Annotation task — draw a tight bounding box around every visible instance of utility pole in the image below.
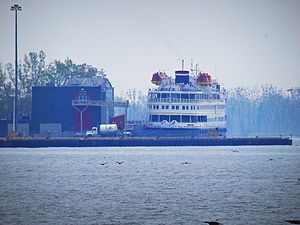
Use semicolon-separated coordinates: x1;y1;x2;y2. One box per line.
10;4;22;134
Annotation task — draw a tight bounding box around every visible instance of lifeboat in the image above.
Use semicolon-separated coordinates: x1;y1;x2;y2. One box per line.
151;72;168;85
197;72;211;85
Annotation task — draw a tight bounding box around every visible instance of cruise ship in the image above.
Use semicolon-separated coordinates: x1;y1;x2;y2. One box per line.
133;63;226;137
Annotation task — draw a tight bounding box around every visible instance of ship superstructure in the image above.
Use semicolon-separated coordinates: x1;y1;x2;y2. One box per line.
144;64;226;137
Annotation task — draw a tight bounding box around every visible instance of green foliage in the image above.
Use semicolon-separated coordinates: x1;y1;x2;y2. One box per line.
46;58;105;86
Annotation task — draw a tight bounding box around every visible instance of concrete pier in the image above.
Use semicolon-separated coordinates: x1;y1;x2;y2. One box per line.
0;136;292;148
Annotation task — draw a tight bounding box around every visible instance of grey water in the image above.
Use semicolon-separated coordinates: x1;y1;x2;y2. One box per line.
0;142;300;225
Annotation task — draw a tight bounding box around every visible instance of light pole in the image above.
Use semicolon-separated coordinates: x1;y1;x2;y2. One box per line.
10;4;22;134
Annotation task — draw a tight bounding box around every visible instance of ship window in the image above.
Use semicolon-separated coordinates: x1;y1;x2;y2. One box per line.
161;93;169;99
190;94;195;100
191;116;197;123
207;117;216;122
217;105;225;109
160;115;169;122
150;93;157;99
170;115;180;122
171;105;175;110
211;94;220;99
200;94;208;99
182;106;185;110
151;115;159;122
182;115;190;123
78;95;87;100
198;116;207;122
181;94;189;102
181;94;188;99
186;106;189;110
156;105;159;109
197;106;200;110
176;105;179;110
171;93;180;102
166;105;169;110
161;105;165;109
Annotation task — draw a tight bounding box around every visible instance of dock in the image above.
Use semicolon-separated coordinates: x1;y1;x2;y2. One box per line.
0;136;292;148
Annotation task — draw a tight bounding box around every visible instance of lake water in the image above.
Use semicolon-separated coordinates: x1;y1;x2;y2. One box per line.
0;140;300;225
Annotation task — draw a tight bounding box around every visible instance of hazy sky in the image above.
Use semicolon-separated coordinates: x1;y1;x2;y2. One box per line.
1;0;299;95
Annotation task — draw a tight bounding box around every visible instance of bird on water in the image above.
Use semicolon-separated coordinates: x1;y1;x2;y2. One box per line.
204;221;223;225
286;220;300;224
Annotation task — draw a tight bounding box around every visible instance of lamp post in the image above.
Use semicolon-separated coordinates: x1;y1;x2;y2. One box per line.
10;4;22;134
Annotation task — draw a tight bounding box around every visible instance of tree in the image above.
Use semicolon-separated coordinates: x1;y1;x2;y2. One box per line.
0;63;14;120
226;85;300;136
46;58;106;86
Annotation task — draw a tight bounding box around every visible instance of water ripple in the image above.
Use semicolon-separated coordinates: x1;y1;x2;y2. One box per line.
0;146;299;225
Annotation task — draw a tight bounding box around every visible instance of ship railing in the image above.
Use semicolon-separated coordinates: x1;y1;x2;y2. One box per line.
148;98;225;103
72;99;129;108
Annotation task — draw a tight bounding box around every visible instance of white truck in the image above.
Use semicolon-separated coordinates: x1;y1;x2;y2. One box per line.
86;124;118;137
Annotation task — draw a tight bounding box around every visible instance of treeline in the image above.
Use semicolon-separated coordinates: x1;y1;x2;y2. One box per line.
226;86;300;136
114;89;147;122
0;50;105;121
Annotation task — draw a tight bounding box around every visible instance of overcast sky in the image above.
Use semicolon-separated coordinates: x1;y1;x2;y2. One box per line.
1;0;299;95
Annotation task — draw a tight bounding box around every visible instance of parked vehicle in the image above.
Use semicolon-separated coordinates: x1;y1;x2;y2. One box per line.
86;124;118;137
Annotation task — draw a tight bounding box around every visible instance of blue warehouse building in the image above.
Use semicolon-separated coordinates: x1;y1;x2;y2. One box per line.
32;77;115;136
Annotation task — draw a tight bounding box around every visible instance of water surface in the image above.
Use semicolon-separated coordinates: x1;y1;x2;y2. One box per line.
0;143;299;225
